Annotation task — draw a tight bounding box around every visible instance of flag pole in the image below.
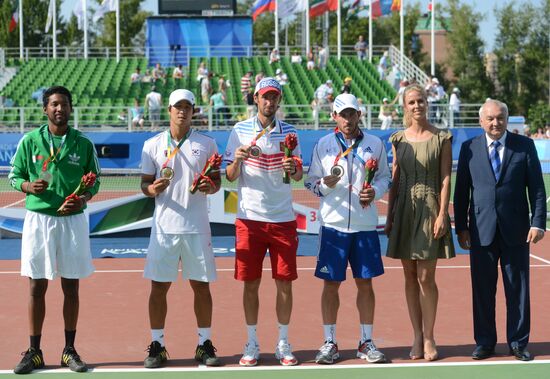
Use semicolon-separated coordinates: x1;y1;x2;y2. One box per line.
337;0;341;60
368;0;372;62
53;0;57;59
274;0;279;52
399;0;404;69
431;0;435;76
305;6;310;58
116;0;120;62
19;0;23;60
84;0;88;59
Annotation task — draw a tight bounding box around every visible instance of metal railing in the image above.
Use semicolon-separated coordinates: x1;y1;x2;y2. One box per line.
387;45;429;85
0;103;483;133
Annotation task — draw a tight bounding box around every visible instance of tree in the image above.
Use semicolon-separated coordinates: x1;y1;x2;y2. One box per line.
442;0;493;102
94;0;151;48
494;0;549;115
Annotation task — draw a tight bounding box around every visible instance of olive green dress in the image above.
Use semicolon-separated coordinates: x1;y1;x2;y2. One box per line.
386;129;455;260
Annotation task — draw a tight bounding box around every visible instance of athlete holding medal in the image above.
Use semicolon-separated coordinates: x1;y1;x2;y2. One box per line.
305;93;391;364
140;89;222;368
224;77;303;367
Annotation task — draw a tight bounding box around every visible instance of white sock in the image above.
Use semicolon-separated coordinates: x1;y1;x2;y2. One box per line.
360;324;373;343
151;329;165;346
278;323;289;344
247;324;258;346
198;327;211;345
323;324;336;343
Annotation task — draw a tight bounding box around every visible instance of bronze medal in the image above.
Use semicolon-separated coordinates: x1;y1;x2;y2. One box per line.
249;145;262;158
160;167;174;180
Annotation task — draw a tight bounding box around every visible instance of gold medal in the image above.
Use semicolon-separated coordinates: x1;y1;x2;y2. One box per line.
330;165;344;178
40;170;52;182
160;167;174;180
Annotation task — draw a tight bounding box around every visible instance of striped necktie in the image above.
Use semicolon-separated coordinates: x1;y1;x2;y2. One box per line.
490;140;501;181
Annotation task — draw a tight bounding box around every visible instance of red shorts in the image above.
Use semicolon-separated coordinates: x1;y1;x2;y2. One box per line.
234;218;298;281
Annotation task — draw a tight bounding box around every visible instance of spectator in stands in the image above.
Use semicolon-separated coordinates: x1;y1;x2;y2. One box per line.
31;87;47;104
357;98;368;129
377;62;386;80
269;48;280;64
218;75;228;95
210;91;231;127
255;71;265;85
275;68;288;86
197;62;209;84
378;98;394;130
201;73;213;105
449;87;461;126
391;64;402;91
546;125;550;139
172;64;184;80
341;77;352;94
130;67;142;84
291;50;302;64
533;127;546;139
131;97;145;129
145;86;162;128
354;35;367;60
318;46;328;70
10;86;100;375
427;78;445;123
392;80;409;113
140;89;222;369
523;126;531;138
152;63;166;84
244;87;256;118
141;69;153;83
241;71;253;98
307;48;316;70
315;80;334;112
379;51;389;70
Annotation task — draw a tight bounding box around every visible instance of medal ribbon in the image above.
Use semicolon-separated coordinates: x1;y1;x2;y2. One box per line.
333;130;365;167
42;132;67;172
162;130;190;169
251;117;276;146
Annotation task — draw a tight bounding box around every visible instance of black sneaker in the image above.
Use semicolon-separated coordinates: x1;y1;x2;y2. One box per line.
144;341;168;368
14;348;45;374
61;346;88;372
195;339;221;366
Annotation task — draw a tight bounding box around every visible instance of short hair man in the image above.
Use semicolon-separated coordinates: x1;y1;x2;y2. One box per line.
9;86;101;374
224;78;303;367
454;99;546;361
140;89;222;368
305;93;391;364
145;86;162;129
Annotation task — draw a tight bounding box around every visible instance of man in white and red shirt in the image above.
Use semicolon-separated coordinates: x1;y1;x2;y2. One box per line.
240;71;253;98
224;77;302;367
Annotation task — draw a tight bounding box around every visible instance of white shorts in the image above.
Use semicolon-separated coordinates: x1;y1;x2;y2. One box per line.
21;211;94;280
144;233;217;283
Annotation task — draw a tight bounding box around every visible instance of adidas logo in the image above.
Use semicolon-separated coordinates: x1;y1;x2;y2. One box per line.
365;146;373;153
319;266;329;274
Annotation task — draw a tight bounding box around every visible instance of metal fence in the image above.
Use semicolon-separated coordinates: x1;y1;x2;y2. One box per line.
0;103;484;133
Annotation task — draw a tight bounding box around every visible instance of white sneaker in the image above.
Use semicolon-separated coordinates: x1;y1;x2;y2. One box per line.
315;340;340;364
239;342;260;367
275;341;298;366
357;340;386;363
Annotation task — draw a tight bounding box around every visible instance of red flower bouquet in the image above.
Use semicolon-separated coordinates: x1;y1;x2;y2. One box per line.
363;158;378;189
189;153;222;194
57;172;96;214
283;133;298;184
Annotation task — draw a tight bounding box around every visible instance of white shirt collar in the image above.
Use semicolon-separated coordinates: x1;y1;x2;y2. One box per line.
485;131;507;148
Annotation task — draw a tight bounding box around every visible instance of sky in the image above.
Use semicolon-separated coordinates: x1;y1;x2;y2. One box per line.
60;0;542;52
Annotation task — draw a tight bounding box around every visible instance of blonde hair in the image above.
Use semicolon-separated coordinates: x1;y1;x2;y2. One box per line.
402;84;428;128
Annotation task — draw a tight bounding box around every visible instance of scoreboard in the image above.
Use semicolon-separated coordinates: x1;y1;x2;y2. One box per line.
158;0;236;15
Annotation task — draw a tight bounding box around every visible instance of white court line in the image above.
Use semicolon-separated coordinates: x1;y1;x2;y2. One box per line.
2;264;550;275
0;359;549;375
530;254;550;265
2;198;26;208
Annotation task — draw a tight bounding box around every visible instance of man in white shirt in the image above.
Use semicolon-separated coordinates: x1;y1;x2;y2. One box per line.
145;86;162;128
305;93;391;365
224;78;303;367
140;89;222;369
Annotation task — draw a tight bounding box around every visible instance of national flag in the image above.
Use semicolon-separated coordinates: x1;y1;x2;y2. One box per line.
391;0;400;12
310;0;338;18
45;0;55;33
251;0;276;21
9;6;18;33
93;0;116;23
346;0;382;19
428;1;433;12
279;0;308;27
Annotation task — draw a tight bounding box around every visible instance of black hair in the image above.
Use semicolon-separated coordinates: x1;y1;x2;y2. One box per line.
43;86;72;108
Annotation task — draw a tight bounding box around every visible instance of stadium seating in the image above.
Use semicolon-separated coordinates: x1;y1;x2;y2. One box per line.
0;57;395;124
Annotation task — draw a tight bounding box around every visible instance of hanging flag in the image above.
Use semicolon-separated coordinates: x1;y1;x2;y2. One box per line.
93;0;116;23
310;0;338;18
45;0;55;33
9;5;19;33
279;0;307;27
391;0;400;12
73;0;84;30
346;0;382;19
428;1;433;11
251;0;276;21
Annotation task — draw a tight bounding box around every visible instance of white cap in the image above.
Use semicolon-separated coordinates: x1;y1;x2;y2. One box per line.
333;93;360;113
432;77;439;84
254;77;282;95
383;97;389;102
276;68;282;74
326;80;332;84
169;89;195;107
453;87;460;93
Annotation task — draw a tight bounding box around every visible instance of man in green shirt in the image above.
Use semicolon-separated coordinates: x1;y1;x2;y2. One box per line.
9;86;100;374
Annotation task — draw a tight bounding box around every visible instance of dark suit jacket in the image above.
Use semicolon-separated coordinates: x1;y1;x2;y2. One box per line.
454;132;546;247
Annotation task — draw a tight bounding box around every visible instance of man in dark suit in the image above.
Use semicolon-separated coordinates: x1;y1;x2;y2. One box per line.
454;99;546;361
